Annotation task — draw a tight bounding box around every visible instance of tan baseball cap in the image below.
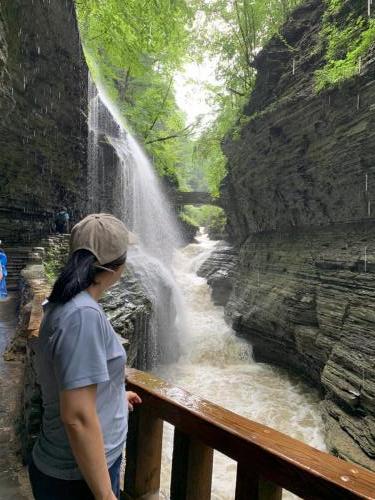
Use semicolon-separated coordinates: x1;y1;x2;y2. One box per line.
70;213;134;265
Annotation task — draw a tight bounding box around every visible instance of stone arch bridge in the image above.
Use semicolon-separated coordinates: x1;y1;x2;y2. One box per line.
173;191;221;207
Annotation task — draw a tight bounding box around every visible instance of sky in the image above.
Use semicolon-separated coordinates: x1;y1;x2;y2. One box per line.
174;57;220;133
173;6;227;135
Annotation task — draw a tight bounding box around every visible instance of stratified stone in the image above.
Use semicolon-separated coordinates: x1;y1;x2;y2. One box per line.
0;0;88;245
197;242;238;306
101;274;152;369
0;294;33;498
219;0;375;470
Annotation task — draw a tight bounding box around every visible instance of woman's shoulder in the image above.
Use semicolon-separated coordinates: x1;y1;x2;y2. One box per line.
44;293;106;340
46;292;102;327
70;290;101;312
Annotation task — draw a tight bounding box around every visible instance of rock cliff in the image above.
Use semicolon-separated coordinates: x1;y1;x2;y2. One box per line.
197;242;238;306
220;0;375;469
0;0;88;245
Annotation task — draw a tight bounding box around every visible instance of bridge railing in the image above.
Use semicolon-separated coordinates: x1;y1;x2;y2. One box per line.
123;369;375;500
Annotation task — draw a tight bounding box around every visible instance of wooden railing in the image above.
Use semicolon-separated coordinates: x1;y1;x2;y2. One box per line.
124;369;375;500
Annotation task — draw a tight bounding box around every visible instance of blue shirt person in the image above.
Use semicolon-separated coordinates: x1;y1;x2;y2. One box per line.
0;247;7;299
28;214;141;500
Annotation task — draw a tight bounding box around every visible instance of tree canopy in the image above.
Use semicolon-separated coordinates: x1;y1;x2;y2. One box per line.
75;0;304;192
76;0;195;180
189;0;302;196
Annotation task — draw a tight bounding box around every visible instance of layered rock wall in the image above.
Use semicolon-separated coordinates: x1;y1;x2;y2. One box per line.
0;0;87;244
198;242;238;306
221;0;375;469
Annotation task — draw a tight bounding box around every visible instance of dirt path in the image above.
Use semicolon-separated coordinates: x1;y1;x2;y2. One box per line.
0;294;33;499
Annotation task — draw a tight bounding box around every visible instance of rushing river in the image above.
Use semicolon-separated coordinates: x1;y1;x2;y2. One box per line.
155;231;326;500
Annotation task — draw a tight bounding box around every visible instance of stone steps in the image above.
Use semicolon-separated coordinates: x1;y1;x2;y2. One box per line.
3;239;64;292
4;249;37;291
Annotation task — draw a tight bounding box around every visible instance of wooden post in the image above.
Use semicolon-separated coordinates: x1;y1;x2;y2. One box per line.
170;428;213;500
235;462;282;500
124;405;163;499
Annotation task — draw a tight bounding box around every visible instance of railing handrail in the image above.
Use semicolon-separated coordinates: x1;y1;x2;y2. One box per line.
126;368;375;499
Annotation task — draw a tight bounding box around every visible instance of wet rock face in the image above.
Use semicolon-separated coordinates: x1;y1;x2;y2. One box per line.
177;216;198;245
220;0;375;470
0;0;88;244
222;0;375;242
197;242;238;306
100;276;152;370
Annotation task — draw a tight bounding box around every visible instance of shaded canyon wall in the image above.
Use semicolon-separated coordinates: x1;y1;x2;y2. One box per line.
0;0;88;244
220;0;375;469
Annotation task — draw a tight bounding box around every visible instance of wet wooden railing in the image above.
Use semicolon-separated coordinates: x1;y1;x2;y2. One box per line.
124;369;375;500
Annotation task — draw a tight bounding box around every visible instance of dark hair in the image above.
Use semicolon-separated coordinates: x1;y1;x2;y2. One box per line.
48;249;126;304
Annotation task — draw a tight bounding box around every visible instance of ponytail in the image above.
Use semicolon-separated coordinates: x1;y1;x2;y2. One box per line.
48;249;126;303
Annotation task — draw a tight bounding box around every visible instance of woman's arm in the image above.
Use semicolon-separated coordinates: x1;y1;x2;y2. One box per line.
60;384;117;500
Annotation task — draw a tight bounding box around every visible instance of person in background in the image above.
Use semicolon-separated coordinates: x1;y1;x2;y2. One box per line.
55;207;70;234
28;213;142;500
0;243;8;300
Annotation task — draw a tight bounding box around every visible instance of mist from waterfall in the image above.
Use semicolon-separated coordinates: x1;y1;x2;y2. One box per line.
88;75;186;368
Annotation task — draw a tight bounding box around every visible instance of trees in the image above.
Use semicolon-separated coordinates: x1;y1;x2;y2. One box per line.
76;0;191;78
75;0;195;178
75;0;303;195
190;0;302;195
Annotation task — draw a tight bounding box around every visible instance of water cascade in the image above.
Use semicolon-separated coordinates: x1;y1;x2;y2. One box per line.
88;76;186;368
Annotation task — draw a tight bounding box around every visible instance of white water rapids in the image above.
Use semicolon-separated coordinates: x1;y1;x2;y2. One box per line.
155;231;326;500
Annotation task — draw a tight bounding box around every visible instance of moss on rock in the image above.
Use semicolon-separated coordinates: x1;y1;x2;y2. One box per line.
315;0;375;90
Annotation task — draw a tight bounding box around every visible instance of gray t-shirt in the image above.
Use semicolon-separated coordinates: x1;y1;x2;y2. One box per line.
32;290;128;480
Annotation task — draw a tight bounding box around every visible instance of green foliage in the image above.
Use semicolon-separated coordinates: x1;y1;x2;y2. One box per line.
75;0;306;195
190;0;303;195
315;1;375;90
192;100;242;196
206;209;227;239
183;205;226;234
76;0;191;78
179;211;200;229
43;259;59;284
76;0;195;180
43;244;68;284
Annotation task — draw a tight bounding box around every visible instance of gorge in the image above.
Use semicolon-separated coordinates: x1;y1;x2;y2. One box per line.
216;0;375;471
1;0;375;497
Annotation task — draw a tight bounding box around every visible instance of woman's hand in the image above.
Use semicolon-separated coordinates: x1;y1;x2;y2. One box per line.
126;391;142;412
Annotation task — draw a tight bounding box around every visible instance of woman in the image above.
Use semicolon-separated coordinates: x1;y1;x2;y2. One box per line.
29;213;141;500
0;245;7;299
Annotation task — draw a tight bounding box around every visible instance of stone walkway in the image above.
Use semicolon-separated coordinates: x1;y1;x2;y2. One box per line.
0;294;32;499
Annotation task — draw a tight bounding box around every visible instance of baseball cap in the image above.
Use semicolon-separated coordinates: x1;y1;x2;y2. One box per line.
70;213;134;265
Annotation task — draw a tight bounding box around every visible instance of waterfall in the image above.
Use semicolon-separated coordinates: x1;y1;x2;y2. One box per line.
88;75;186;368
